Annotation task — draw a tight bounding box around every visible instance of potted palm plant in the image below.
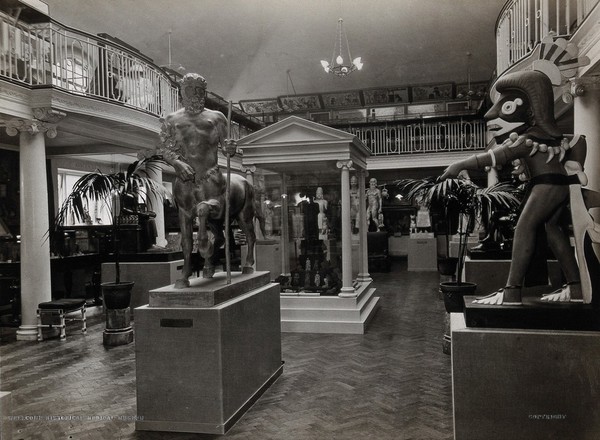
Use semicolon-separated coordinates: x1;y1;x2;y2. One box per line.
395;176;521;312
54;156;167;345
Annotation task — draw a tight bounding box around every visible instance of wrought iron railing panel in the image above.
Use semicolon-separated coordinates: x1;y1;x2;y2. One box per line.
0;14;180;117
496;0;600;74
346;119;487;156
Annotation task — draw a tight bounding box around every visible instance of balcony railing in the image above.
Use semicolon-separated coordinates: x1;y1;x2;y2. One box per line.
496;0;600;75
345;119;488;156
0;13;180;117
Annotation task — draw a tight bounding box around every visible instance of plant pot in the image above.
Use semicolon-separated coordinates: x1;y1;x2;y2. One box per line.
439;281;477;313
101;281;134;309
437;257;458;276
101;281;135;346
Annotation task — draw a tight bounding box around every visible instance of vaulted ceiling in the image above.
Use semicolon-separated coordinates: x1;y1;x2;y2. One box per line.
47;0;507;103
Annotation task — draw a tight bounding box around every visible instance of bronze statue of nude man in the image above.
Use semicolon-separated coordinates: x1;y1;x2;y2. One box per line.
159;73;260;287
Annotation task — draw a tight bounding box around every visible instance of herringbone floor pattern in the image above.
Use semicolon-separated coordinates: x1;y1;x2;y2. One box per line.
0;260;452;440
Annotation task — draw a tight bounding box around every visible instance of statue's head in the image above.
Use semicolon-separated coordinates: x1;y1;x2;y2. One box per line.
350;175;358;187
369;178;377;188
180;73;207;114
485;71;561;143
316;187;323;199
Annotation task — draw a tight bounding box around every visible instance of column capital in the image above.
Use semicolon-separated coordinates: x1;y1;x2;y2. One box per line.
4;108;66;138
241;164;256;174
336;160;353;170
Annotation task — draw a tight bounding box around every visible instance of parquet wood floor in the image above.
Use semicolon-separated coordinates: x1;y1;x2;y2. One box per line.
0;260;452;440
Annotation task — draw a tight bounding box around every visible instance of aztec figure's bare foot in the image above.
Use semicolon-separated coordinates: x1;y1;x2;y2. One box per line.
202;266;215;278
473;286;522;305
174;278;190;289
242;266;254;274
541;283;583;303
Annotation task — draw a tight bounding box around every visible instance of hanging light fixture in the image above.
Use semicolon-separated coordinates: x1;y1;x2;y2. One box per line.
320;17;363;77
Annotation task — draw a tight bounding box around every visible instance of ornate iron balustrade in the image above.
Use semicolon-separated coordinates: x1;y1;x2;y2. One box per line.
0;13;180;117
346;119;488;156
496;0;600;75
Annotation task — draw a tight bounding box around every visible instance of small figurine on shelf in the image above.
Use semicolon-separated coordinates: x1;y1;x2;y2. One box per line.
410;214;417;234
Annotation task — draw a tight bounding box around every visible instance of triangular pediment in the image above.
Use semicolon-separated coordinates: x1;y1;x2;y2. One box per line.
238;116;355;146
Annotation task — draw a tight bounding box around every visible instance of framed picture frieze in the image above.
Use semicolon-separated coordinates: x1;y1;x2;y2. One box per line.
410;83;454;102
320;90;363;109
363;87;410;105
239;98;281;114
278;94;322;112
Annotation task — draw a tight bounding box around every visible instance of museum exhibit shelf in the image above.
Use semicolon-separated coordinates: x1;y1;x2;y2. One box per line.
0;254;101;298
451;312;600;440
280;280;380;334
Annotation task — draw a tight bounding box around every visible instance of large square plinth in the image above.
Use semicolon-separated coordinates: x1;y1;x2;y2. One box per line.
148;271;271;308
451;313;600;440
135;277;282;434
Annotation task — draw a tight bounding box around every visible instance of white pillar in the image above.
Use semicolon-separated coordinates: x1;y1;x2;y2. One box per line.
145;164;167;247
5;113;63;340
357;169;372;282
573;76;600;220
337;160;356;297
280;173;290;277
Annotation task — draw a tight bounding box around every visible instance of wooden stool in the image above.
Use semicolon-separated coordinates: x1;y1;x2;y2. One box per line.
37;298;87;341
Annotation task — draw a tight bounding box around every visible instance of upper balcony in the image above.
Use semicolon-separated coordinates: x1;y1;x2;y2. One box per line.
496;0;600;76
0;11;180;118
0;5;262;158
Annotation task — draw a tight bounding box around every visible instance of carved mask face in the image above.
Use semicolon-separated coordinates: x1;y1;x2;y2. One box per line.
485;90;531;143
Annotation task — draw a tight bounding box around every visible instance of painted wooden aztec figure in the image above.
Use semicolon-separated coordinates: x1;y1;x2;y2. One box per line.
441;70;600;305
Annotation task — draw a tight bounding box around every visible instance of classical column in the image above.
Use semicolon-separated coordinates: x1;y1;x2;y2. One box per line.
573;76;600;220
145;163;167;247
356;168;372;283
337;160;356;296
5;109;65;340
280;173;290;277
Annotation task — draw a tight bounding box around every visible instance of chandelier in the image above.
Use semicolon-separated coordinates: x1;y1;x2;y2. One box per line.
320;18;363;77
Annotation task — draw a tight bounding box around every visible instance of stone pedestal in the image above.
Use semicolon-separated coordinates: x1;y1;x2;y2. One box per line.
102;258;184;314
408;234;437;271
451;313;600;440
242;241;281;280
0;391;12;440
135;271;282;434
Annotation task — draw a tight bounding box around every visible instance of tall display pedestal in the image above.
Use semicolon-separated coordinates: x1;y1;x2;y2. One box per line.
135;271;283;435
408;233;437;271
451;313;600;440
